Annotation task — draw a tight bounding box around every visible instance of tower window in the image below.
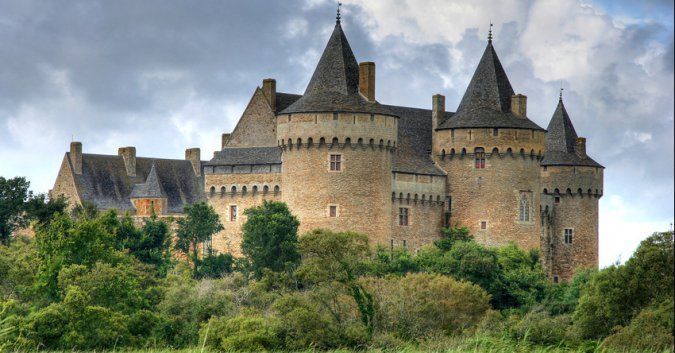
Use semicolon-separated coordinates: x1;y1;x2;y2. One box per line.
330;154;342;171
493;128;499;136
480;221;487;230
554;196;560;204
329;205;338;218
398;207;409;226
553;276;559;284
474;148;485;169
230;205;238;222
333;112;338;121
564;228;573;244
519;194;531;222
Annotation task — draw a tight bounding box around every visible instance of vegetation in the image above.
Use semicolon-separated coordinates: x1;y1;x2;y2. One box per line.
0;179;672;352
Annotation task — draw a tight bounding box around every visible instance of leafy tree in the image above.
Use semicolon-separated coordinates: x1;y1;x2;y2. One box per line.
364;246;418;276
175;202;223;278
197;253;234;279
435;224;471;251
0;177;31;245
496;243;547;309
0;237;39;302
297;229;375;336
23;194;68;227
241;201;300;279
70;201;100;220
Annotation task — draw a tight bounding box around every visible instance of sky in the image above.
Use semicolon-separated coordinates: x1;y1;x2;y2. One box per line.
0;0;672;266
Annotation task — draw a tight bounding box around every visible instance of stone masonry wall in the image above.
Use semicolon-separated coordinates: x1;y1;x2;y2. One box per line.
50;154;82;209
226;88;277;147
205;172;282;256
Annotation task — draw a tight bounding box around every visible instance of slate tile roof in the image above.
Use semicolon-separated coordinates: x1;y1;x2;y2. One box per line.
207;146;282;166
71;153;204;213
541;99;603;168
280;21;394;116
129;163;167;199
437;42;544;131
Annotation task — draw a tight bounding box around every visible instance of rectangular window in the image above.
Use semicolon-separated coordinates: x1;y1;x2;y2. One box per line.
564;228;573;244
329;205;337;218
333;112;338;121
402;240;407;248
493;128;499;136
330;154;342;171
553;276;559;284
480;221;487;230
554;196;560;204
230;205;237;222
398;207;409;226
475;148;486;169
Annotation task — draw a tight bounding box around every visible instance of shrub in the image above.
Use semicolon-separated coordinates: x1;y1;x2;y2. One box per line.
601;299;674;352
200;315;280;352
508;309;572;346
272;293;340;350
365;273;491;339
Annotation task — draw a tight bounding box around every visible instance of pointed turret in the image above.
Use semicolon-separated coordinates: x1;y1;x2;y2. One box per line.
541;97;603;167
130;163;167;199
281;19;393;115
437;40;543;130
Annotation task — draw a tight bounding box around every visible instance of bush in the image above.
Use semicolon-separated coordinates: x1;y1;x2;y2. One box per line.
602;299;674;352
508;309;572;346
200;315;280;352
272;293;340;350
365;273;491;339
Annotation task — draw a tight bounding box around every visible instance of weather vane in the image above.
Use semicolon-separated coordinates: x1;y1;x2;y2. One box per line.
559;85;564;101
336;2;342;23
488;21;493;43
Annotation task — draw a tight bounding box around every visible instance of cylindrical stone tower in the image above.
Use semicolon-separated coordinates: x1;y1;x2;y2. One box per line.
540;97;604;282
433;38;546;250
277;18;398;245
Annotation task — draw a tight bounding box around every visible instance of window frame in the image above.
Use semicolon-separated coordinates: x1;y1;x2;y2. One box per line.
398;207;410;226
474;147;486;169
564;228;574;244
230;205;238;222
519;193;531;222
329;154;342;172
328;204;338;218
480;220;487;230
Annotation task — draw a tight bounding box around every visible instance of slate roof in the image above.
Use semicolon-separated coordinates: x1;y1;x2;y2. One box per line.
437;42;544;131
70;153;204;213
280;21;395;116
207;147;282;165
129;164;167;199
541;99;603;168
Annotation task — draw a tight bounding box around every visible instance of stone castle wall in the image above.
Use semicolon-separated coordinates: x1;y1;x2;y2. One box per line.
50;154;82;208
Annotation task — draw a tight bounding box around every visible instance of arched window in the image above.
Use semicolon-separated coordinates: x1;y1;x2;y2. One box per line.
474;147;485;169
231;186;237;194
242;186;248;194
519;194;531;222
252;185;258;194
263;185;269;193
209;186;216;197
274;185;280;194
220;186;226;195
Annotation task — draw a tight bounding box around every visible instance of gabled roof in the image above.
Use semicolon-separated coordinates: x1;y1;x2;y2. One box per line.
70;154;204;213
541;99;603;168
438;42;544;131
207;147;282;166
130;163;167;199
280;21;394;116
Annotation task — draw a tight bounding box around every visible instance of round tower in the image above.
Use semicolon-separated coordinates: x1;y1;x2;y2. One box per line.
277;19;398;245
433;38;546;250
540;97;604;282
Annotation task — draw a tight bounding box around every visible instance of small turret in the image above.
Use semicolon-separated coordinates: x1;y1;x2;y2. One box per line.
130;163;167;216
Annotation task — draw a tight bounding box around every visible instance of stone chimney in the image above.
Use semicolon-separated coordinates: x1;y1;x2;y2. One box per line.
262;79;276;112
221;133;231;149
118;146;136;177
511;94;527;118
70;141;82;175
359;62;376;102
576;137;586;157
185;148;201;176
432;94;445;154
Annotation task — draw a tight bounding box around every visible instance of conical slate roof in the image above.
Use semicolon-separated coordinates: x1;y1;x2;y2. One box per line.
130;163;167;198
541;99;603;167
437;42;543;130
281;20;394;116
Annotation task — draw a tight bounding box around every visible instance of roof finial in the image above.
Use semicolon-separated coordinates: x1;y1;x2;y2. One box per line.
559;85;564;102
488;21;493;43
336;1;342;23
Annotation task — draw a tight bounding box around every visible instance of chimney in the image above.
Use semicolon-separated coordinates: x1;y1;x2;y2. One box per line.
185;148;201;176
511;94;527;118
70;141;82;175
432;94;445;131
359;62;376;102
262;79;276;112
221;133;231;149
576;137;586;157
118;146;136;177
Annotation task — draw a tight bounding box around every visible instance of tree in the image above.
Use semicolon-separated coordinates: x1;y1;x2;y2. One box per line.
434;224;471;251
175;202;223;278
23;194;68;227
0;177;31;245
241;201;300;278
297;229;375;336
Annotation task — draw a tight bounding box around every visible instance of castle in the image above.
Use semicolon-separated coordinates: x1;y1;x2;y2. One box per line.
50;15;604;282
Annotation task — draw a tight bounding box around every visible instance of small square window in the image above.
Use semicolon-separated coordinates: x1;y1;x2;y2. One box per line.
330;154;342;171
564;228;573;244
230;205;238;222
329;205;337;218
554;196;560;204
553;276;559;284
480;221;487;230
398;207;409;226
492;128;499;136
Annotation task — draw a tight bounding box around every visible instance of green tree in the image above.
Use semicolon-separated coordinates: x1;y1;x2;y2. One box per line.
297;229;375;337
435;224;471;251
241;201;300;279
197;253;234;279
0;177;31;246
175;202;223;278
23;194;68;227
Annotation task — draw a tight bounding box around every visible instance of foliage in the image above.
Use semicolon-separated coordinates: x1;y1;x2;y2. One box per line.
271;293;341;350
573;231;674;339
364;246;418;276
601;298;674;352
508;309;573;346
241;201;300;279
435;225;472;251
200;315;280;352
196;253;234;279
23;194;68;227
0;177;31;245
175;202;224;278
541;269;594;315
365;273;491;339
0;237;38;302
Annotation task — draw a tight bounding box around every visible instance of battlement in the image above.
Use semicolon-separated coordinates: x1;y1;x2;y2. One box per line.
541;165;604;198
433;127;545;161
277;112;398;151
391;172;446;206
